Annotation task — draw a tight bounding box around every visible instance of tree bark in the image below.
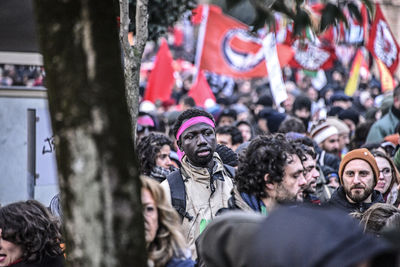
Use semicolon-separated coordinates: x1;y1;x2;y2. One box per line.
33;0;146;266
119;0;148;143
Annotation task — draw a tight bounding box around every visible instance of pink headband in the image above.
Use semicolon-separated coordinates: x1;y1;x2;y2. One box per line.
176;116;215;160
137;115;155;127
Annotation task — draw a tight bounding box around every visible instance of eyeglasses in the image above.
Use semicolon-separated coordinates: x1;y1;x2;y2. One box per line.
379;167;392;177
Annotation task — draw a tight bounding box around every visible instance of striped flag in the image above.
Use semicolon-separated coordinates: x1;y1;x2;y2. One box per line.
345;49;363;96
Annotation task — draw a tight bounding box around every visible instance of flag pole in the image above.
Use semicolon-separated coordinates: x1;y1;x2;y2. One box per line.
194;4;209;81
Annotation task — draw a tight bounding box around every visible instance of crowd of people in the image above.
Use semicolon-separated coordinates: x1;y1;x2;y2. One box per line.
2;16;400;267
133;61;400;265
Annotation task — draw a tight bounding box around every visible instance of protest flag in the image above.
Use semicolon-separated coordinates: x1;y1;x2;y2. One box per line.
345;49;363;96
188;70;215;107
198;5;294;78
367;3;400;74
376;58;395;92
144;39;175;103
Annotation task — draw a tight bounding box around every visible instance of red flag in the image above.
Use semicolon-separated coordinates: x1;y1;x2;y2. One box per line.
144;39;175;103
367;3;400;74
188;71;215;107
289;40;336;71
198;6;294;78
192;5;221;25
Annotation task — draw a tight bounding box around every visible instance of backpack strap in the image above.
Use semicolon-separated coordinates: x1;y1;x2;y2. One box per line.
166;170;193;222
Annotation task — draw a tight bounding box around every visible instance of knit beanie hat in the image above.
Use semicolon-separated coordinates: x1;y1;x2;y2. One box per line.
310;122;339;145
326;117;350;135
338;148;379;185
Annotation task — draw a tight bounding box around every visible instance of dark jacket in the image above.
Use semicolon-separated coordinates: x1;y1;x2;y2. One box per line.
10;254;64;267
328;186;384;213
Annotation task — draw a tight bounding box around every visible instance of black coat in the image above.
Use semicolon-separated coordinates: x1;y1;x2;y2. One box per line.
11;254;64;267
328;186;384;213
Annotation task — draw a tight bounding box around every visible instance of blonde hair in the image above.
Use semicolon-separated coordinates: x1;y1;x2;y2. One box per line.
141;176;188;267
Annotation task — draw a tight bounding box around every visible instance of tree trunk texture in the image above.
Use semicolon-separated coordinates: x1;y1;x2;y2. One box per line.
119;0;148;143
33;0;146;266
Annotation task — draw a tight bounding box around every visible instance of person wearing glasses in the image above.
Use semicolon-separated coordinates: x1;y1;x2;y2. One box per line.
372;150;400;205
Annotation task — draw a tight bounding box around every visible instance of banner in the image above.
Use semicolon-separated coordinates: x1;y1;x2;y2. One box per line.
263;33;287;106
367;3;400;74
198;6;294;78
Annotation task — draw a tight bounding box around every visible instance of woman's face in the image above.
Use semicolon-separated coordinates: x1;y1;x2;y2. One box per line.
375;157;393;194
141;189;159;245
155;145;172;170
0;229;23;266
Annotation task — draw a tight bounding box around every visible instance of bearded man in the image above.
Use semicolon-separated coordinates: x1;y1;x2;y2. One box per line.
329;148;384;213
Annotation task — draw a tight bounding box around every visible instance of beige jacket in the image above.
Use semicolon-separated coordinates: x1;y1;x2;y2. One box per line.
161;153;234;259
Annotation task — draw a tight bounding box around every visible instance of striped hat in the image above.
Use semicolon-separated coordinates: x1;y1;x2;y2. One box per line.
310;122;338;145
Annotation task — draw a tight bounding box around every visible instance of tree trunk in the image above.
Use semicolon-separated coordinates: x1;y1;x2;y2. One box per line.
119;0;148;143
33;0;146;266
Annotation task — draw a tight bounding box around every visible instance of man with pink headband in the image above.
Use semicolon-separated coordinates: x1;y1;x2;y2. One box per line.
161;108;234;259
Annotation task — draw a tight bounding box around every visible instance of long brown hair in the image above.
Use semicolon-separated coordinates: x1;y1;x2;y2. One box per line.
141;176;188;267
372;150;400;204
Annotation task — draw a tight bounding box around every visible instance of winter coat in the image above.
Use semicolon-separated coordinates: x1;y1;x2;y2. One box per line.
366;106;400;144
9;255;64;267
161;153;234;259
328;186;384;213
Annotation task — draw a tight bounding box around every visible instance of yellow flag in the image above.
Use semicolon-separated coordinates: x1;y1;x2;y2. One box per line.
376;58;395;92
345;50;363;96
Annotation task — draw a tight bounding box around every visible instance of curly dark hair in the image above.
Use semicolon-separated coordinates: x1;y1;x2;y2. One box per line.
0;200;63;263
236;134;298;198
292;136;316;159
137;132;173;176
173;108;215;140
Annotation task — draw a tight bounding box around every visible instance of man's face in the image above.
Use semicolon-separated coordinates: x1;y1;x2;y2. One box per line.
216;133;232;149
338;133;350;151
275;154;306;203
342;159;375;203
302;154;319;194
218;116;235;127
179;122;216;168
320;134;340;154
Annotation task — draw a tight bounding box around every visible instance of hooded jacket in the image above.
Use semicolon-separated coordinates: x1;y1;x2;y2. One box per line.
161;153;234;259
366;106;400;143
328;186;384;213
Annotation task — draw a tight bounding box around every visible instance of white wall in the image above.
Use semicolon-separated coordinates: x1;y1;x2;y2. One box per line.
0;88;58;206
